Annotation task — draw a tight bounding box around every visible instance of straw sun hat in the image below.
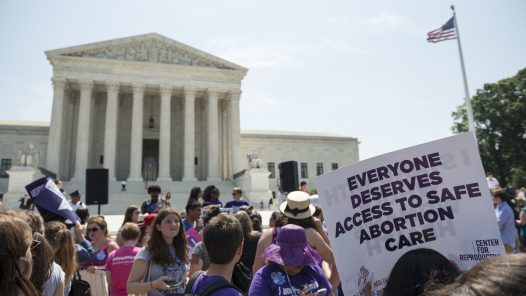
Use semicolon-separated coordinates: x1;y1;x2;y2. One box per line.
279;191;316;220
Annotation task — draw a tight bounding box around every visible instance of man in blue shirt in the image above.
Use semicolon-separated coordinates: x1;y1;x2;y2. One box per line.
493;189;516;253
224;187;249;212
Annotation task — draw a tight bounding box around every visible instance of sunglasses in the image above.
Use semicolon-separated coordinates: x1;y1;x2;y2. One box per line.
30;239;41;251
88;227;101;233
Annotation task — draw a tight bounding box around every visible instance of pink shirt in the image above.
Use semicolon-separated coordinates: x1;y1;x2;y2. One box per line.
105;246;141;296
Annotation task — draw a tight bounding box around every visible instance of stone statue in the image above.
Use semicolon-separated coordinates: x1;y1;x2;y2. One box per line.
17;143;40;167
247;150;262;169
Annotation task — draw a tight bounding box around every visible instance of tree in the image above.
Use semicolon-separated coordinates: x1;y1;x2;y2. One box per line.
452;68;526;188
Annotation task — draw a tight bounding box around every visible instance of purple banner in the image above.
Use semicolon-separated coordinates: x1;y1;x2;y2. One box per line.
25;177;79;223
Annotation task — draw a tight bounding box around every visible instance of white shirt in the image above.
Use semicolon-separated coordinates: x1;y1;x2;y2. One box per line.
486;176;500;189
69;200;86;211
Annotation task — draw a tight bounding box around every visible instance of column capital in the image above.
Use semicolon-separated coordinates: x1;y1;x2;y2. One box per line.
184;86;198;98
51;77;66;88
132;83;146;93
159;85;173;97
207;88;221;100
229;90;242;101
106;81;120;93
78;79;94;91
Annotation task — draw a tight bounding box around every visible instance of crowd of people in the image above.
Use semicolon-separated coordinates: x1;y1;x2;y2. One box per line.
486;172;526;253
1;178;525;296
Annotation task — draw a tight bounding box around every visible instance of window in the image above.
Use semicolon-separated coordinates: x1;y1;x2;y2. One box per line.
332;163;339;170
268;162;275;178
301;163;308;178
0;159;12;178
316;163;324;176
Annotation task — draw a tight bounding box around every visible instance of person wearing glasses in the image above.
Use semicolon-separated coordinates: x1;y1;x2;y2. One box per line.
83;216;119;270
23;211;65;296
127;208;189;295
224;187;250;212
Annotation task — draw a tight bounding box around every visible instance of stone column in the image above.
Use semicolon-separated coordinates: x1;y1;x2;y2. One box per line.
222;100;231;180
72;80;93;181
183;87;197;181
207;89;220;181
103;81;119;181
230;90;242;176
128;83;145;181
46;77;66;176
157;85;172;181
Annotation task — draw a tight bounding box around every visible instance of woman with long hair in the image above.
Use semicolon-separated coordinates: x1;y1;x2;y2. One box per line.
31;232;64;296
122;205;141;227
83;216;119;269
188;187;203;203
127;208;189;295
234;211;261;271
0;215;39;296
45;221;78;294
22;211;64;296
202;185;222;207
117;205;140;246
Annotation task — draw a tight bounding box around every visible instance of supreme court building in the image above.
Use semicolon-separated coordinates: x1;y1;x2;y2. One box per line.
0;33;359;202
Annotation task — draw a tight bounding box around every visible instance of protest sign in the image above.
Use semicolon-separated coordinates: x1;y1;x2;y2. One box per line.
314;133;504;296
25;176;80;223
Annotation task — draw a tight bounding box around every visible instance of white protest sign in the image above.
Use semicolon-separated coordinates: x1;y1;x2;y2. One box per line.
314;133;504;296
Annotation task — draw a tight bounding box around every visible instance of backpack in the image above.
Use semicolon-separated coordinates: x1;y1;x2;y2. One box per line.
184;271;243;296
231;261;252;293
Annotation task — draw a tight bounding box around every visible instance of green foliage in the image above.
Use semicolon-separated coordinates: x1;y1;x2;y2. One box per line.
452;68;526;188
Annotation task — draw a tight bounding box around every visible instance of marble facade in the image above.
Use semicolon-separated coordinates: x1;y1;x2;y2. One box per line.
0;33;360;204
45;33;247;182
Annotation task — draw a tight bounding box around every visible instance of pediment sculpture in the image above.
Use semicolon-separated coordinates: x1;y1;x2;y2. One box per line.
63;39;233;69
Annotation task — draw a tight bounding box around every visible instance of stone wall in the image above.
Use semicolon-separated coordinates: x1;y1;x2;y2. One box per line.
0;123;49;193
240;130;359;194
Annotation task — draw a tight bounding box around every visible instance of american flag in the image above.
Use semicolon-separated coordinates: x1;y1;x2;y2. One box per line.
427;17;457;43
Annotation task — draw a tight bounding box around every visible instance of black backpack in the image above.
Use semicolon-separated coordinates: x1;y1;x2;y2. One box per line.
231;261;252;293
184;271;243;296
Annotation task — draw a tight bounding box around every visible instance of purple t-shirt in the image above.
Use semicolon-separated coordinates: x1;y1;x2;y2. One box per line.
224;199;250;211
249;262;332;296
190;272;243;296
105;246;141;296
202;199;223;207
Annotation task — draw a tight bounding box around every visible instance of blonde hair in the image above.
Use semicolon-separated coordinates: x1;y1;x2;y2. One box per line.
44;221;77;278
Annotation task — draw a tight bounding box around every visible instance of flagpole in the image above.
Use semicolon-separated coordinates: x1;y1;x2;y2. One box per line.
451;5;476;136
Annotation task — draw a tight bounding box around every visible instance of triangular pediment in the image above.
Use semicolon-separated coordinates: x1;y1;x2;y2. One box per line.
46;33;246;71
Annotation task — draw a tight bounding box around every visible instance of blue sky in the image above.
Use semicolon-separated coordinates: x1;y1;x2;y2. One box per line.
1;0;525;160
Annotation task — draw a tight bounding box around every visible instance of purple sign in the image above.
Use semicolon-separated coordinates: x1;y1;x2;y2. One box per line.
25;177;79;223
